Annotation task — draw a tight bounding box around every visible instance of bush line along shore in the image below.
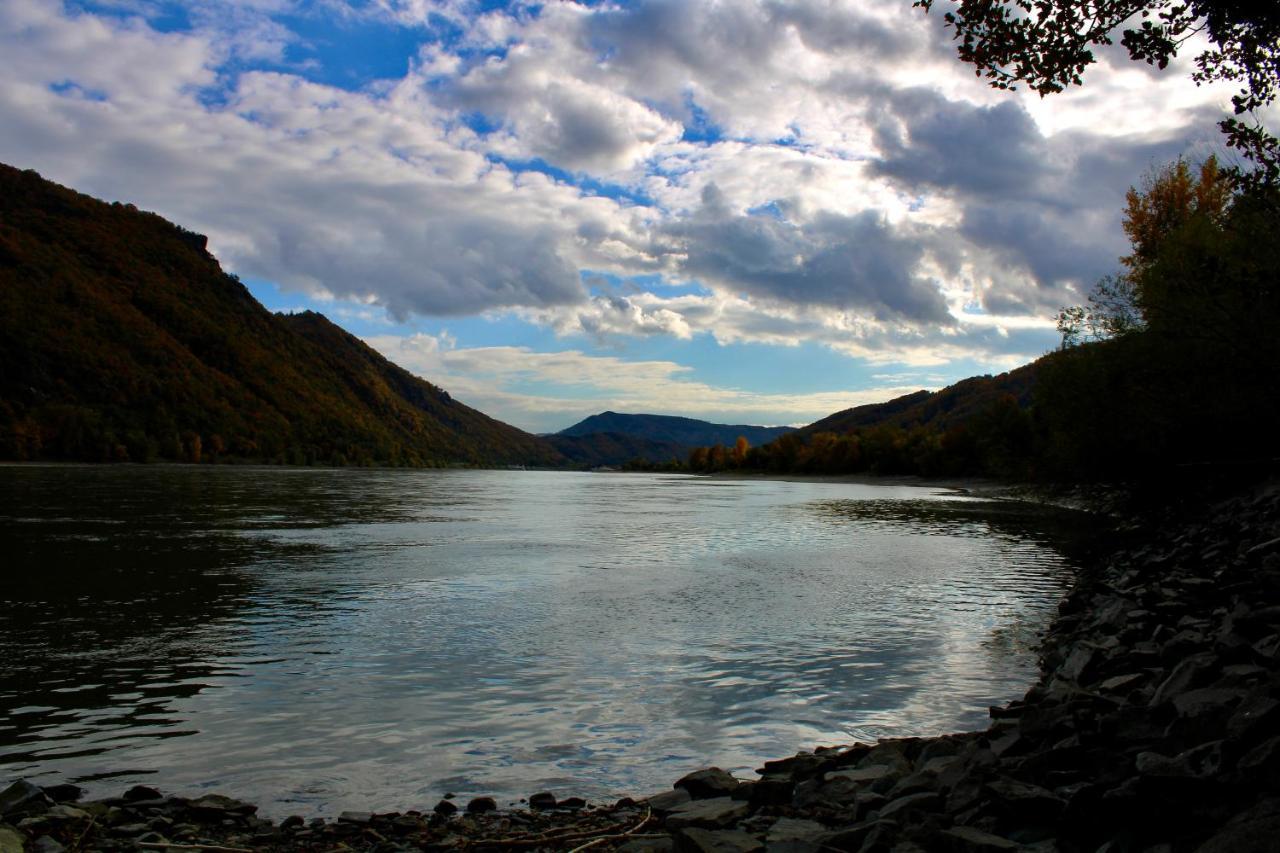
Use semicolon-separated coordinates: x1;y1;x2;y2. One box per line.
3;482;1279;852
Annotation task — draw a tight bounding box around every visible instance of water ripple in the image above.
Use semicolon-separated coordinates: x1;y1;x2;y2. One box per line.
0;467;1088;816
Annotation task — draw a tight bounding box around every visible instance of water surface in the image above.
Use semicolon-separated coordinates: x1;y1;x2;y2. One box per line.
0;466;1084;815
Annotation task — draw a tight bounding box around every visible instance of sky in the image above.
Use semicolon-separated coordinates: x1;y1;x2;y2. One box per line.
0;0;1256;433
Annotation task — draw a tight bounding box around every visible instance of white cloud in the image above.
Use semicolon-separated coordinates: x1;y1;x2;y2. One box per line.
365;332;928;432
0;0;1249;391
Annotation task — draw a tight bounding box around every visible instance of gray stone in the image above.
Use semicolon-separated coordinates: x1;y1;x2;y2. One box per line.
617;837;675;853
466;797;497;814
1193;798;1280;852
646;789;694;813
876;792;941;820
1228;695;1280;740
676;769;741;800
938;826;1019;852
1149;653;1217;707
528;791;557;810
748;777;793;808
433;799;458;816
188;794;256;816
338;811;374;824
676;827;763;853
1172;687;1245;719
766;818;826;845
816;820;896;852
0;781;52;818
29;837;65;853
826;766;894;785
0;827;24;853
1098;673;1146;693
41;785;81;804
122;785;162;803
664;798;750;831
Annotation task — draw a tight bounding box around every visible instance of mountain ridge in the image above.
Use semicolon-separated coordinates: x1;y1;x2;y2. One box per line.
0;163;563;467
558;411;795;448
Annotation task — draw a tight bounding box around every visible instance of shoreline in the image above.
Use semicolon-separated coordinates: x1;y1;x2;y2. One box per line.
4;482;1277;851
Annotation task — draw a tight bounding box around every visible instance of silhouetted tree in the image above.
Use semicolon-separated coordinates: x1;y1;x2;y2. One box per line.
916;1;1280;181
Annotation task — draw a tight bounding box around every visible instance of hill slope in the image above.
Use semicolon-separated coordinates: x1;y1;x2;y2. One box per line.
559;411;794;448
797;362;1039;437
0;163;563;467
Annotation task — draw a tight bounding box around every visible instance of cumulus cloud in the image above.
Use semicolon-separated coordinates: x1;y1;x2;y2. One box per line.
0;0;1247;389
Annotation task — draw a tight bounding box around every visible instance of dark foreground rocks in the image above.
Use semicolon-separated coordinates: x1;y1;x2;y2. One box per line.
3;483;1277;852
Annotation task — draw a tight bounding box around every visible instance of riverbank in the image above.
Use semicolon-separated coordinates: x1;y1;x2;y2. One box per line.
3;480;1277;851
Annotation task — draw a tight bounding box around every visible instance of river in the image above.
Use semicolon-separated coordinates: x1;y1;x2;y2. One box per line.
0;466;1085;816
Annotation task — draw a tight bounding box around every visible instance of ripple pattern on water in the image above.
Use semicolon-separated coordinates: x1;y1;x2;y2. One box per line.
0;467;1087;815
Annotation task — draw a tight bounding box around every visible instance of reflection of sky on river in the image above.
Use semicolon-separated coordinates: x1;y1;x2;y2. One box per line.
0;467;1083;816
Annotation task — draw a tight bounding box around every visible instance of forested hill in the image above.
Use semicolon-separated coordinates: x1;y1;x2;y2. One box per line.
798;362;1038;437
558;412;794;447
0;163;564;467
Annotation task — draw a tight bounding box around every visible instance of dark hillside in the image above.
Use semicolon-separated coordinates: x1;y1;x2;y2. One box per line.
798;362;1038;437
0;163;563;467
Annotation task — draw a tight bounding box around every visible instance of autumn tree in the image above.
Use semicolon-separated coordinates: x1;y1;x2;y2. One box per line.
1058;156;1234;345
732;435;750;466
916;1;1280;181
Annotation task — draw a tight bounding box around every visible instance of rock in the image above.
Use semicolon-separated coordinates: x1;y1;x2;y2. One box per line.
675;827;763;853
618;837;675;853
466;797;497;814
983;778;1064;822
876;792;940;820
0;781;52;818
0;826;25;853
1237;735;1280;783
1172;688;1246;719
1149;654;1218;707
1194;798;1280;852
528;791;557;810
188;794;256;816
766;817;827;850
646;789;694;813
280;815;305;830
816;819;897;852
938;826;1020;851
433;799;459;816
1098;673;1146;693
41;785;82;804
1135;740;1223;779
44;805;88;821
758;754;831;781
29;837;64;853
749;777;793;808
826;766;895;786
664;798;750;830
122;785;163;803
762;814;824;840
338;811;374;824
559;796;588;810
676;769;741;800
1228;695;1280;741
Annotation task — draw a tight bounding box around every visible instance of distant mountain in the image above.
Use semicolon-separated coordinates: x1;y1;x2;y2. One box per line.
0;163;563;467
559;412;795;448
545;432;687;468
797;362;1039;437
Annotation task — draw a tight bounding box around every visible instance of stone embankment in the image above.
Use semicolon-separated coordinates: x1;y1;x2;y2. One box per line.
3;483;1278;852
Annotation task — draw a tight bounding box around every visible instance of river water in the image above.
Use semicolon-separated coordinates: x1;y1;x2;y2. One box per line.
0;466;1085;815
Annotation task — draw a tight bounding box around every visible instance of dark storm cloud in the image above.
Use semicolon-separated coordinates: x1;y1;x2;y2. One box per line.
664;185;952;324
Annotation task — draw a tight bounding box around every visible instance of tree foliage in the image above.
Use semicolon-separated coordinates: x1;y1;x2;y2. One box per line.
1058;156;1234;345
916;1;1280;181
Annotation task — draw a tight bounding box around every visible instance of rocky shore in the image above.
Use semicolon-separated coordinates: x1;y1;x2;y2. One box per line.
3;482;1278;852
